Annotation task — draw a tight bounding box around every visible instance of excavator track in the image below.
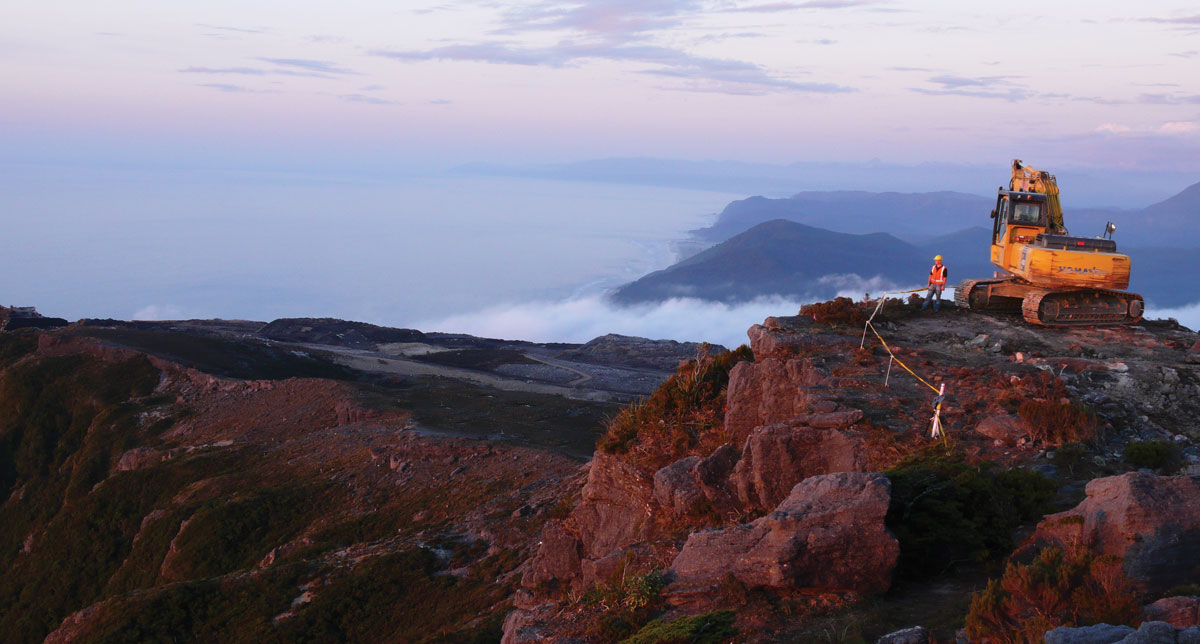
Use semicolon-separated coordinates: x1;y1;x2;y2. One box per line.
1021;288;1144;326
954;277;1022;313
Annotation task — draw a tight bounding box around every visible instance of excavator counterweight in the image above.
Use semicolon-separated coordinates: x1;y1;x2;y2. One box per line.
956;160;1144;326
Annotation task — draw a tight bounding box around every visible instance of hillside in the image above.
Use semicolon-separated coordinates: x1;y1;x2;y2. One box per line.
2;304;1200;643
613;219;995;305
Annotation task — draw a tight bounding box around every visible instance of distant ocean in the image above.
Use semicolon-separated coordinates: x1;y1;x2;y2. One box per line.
1;165;740;330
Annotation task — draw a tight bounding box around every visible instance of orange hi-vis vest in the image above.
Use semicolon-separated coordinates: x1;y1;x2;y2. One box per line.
929;264;947;286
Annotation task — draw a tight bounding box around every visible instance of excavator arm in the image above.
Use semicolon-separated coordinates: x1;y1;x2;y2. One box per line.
1010;159;1065;232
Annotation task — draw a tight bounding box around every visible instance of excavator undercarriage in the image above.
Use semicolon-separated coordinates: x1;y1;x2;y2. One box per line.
956;277;1144;326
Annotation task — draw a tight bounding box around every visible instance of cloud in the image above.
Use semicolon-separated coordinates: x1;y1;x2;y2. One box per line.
428;98;452;104
1092;121;1199;136
912;74;1030;100
416;294;805;347
338;93;397;105
374;0;850;95
416;277;921;347
180;66;266;75
359;84;386;91
1160;121;1199;134
133;304;186;321
306;34;348;44
257;57;357;75
496;0;703;40
1171;50;1198;58
726;0;881;11
927;74;1017;89
1141;14;1200;26
195;23;266;35
372;41;853;94
196;83;278;94
1136;92;1200;105
1145;301;1200;332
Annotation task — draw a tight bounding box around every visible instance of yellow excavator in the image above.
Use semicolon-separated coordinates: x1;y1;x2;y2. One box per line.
955;160;1144;326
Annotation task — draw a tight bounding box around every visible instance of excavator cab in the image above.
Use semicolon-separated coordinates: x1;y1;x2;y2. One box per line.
989;191;1049;269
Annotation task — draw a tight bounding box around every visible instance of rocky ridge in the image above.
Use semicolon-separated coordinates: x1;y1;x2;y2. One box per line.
505;304;1200;643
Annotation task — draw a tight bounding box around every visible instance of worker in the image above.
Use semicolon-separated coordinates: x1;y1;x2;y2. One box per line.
921;255;948;311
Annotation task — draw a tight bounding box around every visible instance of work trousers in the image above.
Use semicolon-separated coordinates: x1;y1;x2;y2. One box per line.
922;285;944;311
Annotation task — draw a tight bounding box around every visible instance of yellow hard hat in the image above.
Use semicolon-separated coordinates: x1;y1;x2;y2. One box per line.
934;254;943;261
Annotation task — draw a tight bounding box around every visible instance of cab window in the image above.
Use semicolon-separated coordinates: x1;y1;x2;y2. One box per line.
1011;202;1041;224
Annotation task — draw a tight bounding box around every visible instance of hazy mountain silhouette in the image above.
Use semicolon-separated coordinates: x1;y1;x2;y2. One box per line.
692;191;993;244
612;220;995;305
613;219;1197;308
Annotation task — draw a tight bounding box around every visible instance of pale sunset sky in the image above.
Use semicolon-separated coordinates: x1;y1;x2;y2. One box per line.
4;1;1199;173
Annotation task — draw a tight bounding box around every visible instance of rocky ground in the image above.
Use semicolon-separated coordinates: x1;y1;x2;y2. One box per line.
2;303;1199;644
505;299;1200;644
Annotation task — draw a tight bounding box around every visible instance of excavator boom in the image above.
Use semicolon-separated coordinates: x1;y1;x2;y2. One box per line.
1010;159;1064;233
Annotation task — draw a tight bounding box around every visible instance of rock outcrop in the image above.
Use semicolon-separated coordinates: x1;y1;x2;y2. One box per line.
1144;596;1200;629
1023;473;1200;593
729;419;866;511
573;452;656;560
668;472;897;595
1045;620;1200;644
724;356;835;442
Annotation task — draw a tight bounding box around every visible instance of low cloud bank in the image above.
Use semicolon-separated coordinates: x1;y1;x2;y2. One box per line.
1145;301;1200;331
417;281;930;348
418;294;811;348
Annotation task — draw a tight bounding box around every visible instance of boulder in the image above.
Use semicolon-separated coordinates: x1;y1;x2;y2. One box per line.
521;521;582;590
115;447;164;472
693;443;739;498
1143;596;1200;628
730;422;867;511
669;472;897;595
1180;627;1200;644
653;456;705;516
746;324;847;360
1043;624;1135;644
1024;473;1200;593
875;626;928;644
573;452;656;559
653;444;742;517
1115;621;1178;644
724;357;837;442
975;414;1031;446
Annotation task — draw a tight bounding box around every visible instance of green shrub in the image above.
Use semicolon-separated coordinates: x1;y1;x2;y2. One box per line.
1123;440;1181;472
885;448;1057;580
621;610;737;644
586;570;669;641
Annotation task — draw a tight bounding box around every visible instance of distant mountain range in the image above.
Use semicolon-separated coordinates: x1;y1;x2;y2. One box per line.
693;181;1200;248
454;157;1200;210
613;219;1199;308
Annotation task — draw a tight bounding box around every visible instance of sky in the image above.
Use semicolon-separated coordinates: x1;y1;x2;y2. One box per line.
3;1;1200;339
4;1;1200;172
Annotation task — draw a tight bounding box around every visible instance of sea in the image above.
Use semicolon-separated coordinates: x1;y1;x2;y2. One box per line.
1;165;762;343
